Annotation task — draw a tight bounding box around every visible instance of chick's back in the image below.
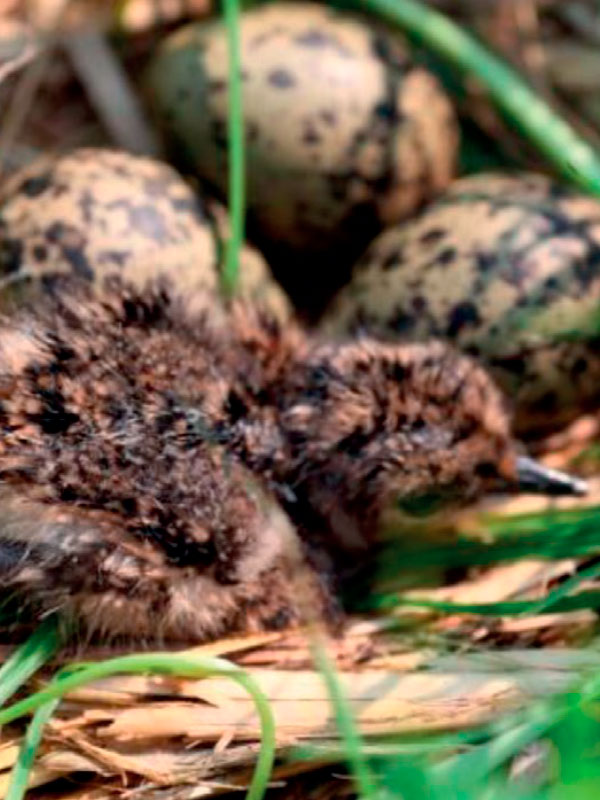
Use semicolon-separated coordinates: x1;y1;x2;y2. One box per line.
0;282;313;641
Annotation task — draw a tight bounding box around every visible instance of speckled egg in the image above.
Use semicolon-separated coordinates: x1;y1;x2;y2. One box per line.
322;172;600;436
0;148;291;320
146;2;458;311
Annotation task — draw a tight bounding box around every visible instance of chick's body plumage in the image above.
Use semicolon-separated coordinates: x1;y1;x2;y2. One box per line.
0;280;548;640
0;284;318;640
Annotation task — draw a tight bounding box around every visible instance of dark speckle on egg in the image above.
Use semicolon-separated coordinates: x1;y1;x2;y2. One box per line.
268;68;295;88
20;173;52;198
62;244;94;281
476;251;497;272
381;249;402;270
420;228;445;245
320;109;337;126
295;29;331;47
302;124;321;146
102;250;129;267
46;221;84;249
128;204;170;242
447;301;480;337
390;307;416;334
435;247;456;266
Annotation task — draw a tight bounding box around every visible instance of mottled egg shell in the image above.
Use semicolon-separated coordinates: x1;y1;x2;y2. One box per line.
146;2;458;257
0;148;291;320
322;172;600;436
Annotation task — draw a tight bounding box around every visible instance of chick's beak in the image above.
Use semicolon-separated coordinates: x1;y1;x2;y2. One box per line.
516;455;588;497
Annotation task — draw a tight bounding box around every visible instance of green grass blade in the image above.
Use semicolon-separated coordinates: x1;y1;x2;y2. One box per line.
311;636;379;798
221;0;245;296
4;699;59;800
432;697;567;791
352;0;600;195
482;506;600;538
375;507;600;580
0;653;275;800
526;560;600;616
383;562;600;617
384;590;600;617
0;616;63;708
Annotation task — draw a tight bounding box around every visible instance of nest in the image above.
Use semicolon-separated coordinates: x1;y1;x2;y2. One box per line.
3;2;600;798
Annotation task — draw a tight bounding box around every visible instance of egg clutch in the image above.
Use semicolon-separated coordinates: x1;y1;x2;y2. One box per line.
2;2;600;444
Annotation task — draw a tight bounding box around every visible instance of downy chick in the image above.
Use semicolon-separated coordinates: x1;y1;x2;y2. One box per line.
0;279;584;641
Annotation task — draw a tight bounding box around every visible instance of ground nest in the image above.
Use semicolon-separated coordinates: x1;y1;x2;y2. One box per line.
4;2;600;799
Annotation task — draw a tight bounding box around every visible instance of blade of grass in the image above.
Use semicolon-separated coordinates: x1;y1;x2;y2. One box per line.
432;696;569;791
379;561;600;617
370;590;600;616
291;740;468;762
376;507;600;578
310;636;379;799
482;506;600;538
350;0;600;195
0;616;63;708
5;663;104;800
0;653;275;800
4;699;59;800
526;560;600;616
221;0;245;296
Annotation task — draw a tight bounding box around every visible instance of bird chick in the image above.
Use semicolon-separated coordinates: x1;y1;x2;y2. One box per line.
0;279;584;642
